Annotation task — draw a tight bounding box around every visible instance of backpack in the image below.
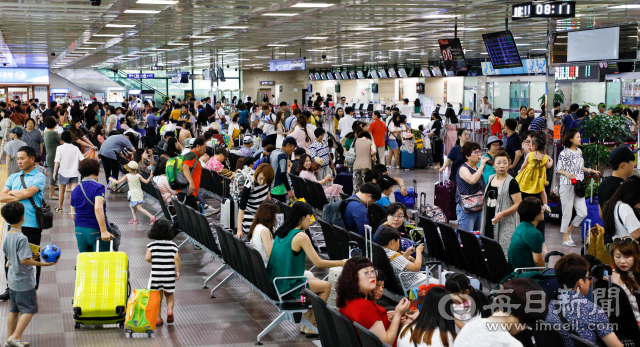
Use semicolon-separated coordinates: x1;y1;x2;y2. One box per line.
253;155;270;170
229;166;255;204
321;197;362;229
165;154;198;190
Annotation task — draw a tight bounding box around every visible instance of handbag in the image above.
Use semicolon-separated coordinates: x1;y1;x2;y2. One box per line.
20;175;53;230
79;181;121;251
84;148;99;161
574;179;586;198
457;185;484;213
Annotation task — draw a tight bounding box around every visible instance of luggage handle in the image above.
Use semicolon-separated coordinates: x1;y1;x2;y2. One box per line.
364;225;373;261
544;251;564;269
583;219;591;256
96;238;115;252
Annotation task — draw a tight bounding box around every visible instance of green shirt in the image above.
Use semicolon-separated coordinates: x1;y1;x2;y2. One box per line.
267;229;306;298
44;130;62;167
508;222;544;269
482;153;496;185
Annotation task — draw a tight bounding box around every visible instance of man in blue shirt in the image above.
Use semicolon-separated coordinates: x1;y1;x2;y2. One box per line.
545;254;621;347
561;103;579;135
529;111;547;133
146;107;160;130
0;146;47;301
237;137;254;157
343;183;381;236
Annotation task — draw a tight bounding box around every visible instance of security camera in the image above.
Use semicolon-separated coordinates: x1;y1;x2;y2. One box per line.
51;52;56;56
226;65;229;68
322;54;327;59
90;0;101;6
2;63;6;67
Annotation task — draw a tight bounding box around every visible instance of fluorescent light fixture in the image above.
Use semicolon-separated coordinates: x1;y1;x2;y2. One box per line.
291;3;334;7
343;44;365;47
389;49;406;52
124;9;161;13
105;24;136;28
457;27;483;31
241;49;258;52
394;37;417;41
348;27;382;31
262;13;299;16
76;47;96;50
304;36;329;39
255;56;271;58
480;52;488;55
530;48;547;51
151;48;170;50
93;34;121;37
609;4;640;8
167;42;189;45
406;58;420;61
136;0;178;4
167;60;185;63
377;60;388;63
190;35;214;39
513;37;522;39
267;44;288;46
219;26;248;29
307;49;326;52
236;58;250;61
423;14;456;19
83;42;104;44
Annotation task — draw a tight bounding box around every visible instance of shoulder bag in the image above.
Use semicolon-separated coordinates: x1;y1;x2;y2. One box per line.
574;179;586;198
456;165;484;213
20;174;53;230
79;181;121;251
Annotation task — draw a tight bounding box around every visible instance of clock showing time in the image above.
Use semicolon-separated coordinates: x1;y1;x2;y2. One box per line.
513;1;576;20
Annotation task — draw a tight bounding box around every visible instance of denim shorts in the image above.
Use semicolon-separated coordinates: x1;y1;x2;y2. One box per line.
9;288;38;314
388;139;399;150
58;174;79;185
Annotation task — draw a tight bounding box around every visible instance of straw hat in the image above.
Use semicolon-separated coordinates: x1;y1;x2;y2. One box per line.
488;115;496;125
125;161;139;172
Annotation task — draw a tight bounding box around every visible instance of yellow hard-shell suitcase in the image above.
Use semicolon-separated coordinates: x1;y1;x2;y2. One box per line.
73;240;129;329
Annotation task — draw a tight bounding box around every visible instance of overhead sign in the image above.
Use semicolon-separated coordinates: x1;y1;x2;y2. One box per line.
166;71;178;77
150;66;164;71
482;30;523;69
269;57;306;71
0;68;49;83
127;73;154;79
260;81;275;85
438;38;467;72
555;65;599;81
50;88;70;94
513;1;575;20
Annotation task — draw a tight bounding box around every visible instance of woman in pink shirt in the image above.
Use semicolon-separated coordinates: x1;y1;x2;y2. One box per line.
296;154;343;198
290;114;315;155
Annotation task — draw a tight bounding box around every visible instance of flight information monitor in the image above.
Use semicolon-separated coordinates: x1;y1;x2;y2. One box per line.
398;68;408;78
370;70;379;79
378;69;388;78
482;30;523;69
438;38;468;71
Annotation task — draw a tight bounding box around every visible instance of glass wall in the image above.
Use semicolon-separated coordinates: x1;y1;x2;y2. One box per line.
571;82;606;107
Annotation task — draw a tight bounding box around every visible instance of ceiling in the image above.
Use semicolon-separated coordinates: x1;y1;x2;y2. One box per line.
0;0;638;72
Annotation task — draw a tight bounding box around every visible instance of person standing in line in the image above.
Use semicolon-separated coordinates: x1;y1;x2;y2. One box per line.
52;131;84;214
516;106;533;133
21;119;42;157
440;128;469;182
270;137;297;203
352;131;375;193
43;117;63;201
0;146;48;301
429;112;444;169
556;129;600;247
455;142;488;232
598;145;638;218
443;107;459;156
338;107;356;139
369;111;387;165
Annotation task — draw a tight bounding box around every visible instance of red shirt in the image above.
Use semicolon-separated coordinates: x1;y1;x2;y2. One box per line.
368;119;387;147
491;116;503;139
339;298;395;346
178;150;201;196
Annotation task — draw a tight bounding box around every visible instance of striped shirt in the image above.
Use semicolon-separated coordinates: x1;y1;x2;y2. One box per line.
239;181;270;235
529;116;547;133
147;240;178;292
455;163;485;205
384;247;424;288
309;141;331;168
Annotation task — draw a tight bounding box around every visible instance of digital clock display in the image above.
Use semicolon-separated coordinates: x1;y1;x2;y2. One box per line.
512;1;576;20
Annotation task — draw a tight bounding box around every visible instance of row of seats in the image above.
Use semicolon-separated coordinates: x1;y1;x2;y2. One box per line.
170;197;316;345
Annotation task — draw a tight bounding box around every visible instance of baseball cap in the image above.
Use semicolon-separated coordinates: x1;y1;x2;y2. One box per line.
609;145;639;167
487;136;503;147
282;137;298;147
243;137;254;145
9;127;23;136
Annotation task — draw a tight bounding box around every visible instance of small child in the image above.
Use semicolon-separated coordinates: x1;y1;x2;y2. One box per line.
376;175;398;207
516;132;553;211
109;161;156;225
145;219;180;327
2;202;56;347
378;226;426;288
34;155;46;176
309;128;332;180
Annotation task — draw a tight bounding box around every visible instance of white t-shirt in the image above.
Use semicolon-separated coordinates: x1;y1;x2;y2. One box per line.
613;201;640;238
399;104;414;117
54;143;84;178
250;224;271;267
106;114;118;132
397;327;454;347
294;123;317;134
452;317;523;347
261;113;277;136
228;122;240;135
338;115;356;137
54;125;64;134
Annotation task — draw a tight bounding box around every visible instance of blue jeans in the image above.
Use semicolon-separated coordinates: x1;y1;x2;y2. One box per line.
456;204;482;232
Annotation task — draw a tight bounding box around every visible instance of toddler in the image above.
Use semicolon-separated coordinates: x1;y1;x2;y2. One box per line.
516;132;553;211
109;161;156;224
145;219;180;326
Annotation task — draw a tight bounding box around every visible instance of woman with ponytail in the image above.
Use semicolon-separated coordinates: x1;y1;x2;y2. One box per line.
290;113;315;155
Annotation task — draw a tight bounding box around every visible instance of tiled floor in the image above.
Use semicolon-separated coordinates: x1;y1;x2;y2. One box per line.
0;164;586;346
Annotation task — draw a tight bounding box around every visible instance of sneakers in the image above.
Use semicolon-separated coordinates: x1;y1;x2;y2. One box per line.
562;240;576;247
6;337;29;347
0;289;9;301
167;310;174;324
203;206;220;217
543;204;552;213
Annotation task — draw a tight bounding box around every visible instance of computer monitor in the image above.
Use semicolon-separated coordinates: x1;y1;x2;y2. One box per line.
320;72;327;80
370;70;379;79
341;71;350;79
349;71;357;79
359;104;364;110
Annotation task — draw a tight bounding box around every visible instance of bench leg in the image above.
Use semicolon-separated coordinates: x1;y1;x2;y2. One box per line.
177;238;190;250
153;209;164;218
203;264;228;289
256;311;289;345
211;271;236;298
300;316;318;334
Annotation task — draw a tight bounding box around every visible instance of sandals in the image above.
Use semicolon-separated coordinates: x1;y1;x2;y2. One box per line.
128;219;139;224
54;208;63;214
149;217;157;225
49;195;59;200
167;310;174;324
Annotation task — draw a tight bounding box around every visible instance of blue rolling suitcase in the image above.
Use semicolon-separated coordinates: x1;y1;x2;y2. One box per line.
334;172;354;195
400;150;415;170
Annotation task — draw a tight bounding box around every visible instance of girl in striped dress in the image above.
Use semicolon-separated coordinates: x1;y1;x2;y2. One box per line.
145;219;180;327
236;163;275;238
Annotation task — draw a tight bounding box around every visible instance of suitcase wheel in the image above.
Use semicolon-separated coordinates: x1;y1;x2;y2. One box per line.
118;321;125;328
148;332;152;338
75;322;81;329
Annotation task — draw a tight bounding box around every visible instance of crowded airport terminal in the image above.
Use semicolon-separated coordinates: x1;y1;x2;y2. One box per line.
3;0;640;346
